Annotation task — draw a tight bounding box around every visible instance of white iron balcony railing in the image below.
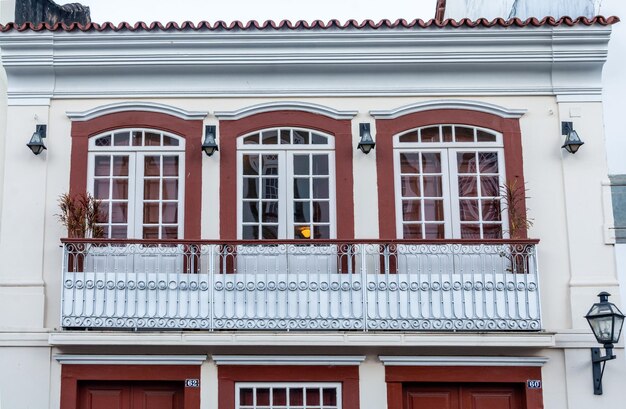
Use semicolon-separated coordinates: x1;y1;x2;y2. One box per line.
61;239;541;331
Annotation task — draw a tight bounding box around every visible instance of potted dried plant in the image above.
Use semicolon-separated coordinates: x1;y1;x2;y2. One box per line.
57;192;104;238
499;181;534;273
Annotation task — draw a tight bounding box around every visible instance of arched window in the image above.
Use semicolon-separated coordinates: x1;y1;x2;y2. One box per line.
88;128;185;239
393;124;507;239
237;127;336;240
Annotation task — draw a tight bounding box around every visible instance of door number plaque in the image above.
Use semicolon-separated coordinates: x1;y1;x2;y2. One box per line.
185;379;200;388
527;380;542;389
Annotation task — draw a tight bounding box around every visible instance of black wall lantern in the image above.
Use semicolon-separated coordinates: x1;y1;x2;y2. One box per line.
561;121;584;154
357;123;375;154
202;125;219;156
27;124;47;155
585;292;625;395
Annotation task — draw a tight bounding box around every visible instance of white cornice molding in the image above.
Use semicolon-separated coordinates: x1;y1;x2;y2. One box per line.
212;355;366;366
66;102;208;121
378;356;549;367
54;354;207;365
214;102;357;120
370;100;527;119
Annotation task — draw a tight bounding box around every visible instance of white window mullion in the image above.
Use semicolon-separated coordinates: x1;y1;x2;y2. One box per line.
448;149;462;239
133;153;144;239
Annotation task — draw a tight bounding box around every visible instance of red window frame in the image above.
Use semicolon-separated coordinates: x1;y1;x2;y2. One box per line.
218;365;360;409
375;109;526;240
70;111;203;239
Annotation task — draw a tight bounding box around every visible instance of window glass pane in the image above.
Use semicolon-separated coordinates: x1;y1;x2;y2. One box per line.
242;202;259;222
111;226;127;238
243;155;259;175
458;176;478;197
293;130;309;145
294;178;310;199
162;156;179;176
261;225;278;239
479;152;499;173
111;179;128;200
143;226;159;239
111;202;128;223
442;126;453;142
293;155;309;175
294;225;312;239
482;201;502;221
481;176;500;197
162;135;180;146
144;179;160;200
314;225;330;239
261;202;279;223
162;179;179;200
94;179;110;199
280;130;291;144
240;388;253;406
313;201;330;223
273;388;287;406
162;203;178;224
97;204;109;223
402;201;421;221
131;131;143;146
95;135;111;147
400;153;419;173
420;126;439;142
401;176;420;197
313;178;329;199
244;134;259;144
422;176;443;197
262;178;279;199
289;389;303;406
145;131;161;146
461;224;481;239
460;200;479;221
483;224;503;239
306;388;320;405
403;224;422;239
94;156;110;176
423;199;444;221
454;126;474;142
477;129;497;142
114;132;130;146
424;223;445;239
262;130;278;145
421;153;441;173
312;155;329;175
312;133;327;144
457;152;477;174
161;226;178;239
113;156;129;176
294;202;310;223
322;389;337;406
243;178;259;199
144;156;160;176
398;130;418;143
256;388;270;406
242;225;258;239
262;155;278;175
143;203;160;224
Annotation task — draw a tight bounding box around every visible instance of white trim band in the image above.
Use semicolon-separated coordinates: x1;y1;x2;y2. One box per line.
215;102;358;120
67;102;209;121
370;100;527;119
212;355;366;366
54;354;207;365
378;356;549;367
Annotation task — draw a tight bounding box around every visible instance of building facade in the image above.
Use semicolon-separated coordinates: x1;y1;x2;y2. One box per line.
0;8;624;409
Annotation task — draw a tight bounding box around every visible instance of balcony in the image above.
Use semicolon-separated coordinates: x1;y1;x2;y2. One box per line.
61;239;541;331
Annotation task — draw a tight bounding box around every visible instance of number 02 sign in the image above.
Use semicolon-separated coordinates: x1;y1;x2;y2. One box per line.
185;379;200;388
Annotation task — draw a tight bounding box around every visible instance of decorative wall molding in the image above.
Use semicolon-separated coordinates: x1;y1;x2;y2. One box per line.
53;354;207;365
215;101;357;120
378;356;550;367
212;355;366;366
370;99;527;119
66;102;208;121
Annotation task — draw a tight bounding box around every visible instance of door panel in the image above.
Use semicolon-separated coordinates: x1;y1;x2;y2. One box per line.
405;384;523;409
79;381;183;409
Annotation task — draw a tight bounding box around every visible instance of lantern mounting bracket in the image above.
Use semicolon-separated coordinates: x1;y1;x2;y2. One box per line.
591;347;616;395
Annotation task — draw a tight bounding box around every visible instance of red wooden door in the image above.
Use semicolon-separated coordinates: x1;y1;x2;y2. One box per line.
79;381;184;409
405;384;523;409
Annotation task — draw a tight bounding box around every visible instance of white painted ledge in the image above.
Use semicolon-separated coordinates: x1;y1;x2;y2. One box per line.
212;355;366;366
48;331;556;348
370;100;527;119
214;101;358;120
378;355;549;367
66;102;209;121
54;354;207;365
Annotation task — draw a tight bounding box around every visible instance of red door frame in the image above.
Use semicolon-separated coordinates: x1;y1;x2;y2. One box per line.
61;365;201;409
217;365;360;409
385;366;543;409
